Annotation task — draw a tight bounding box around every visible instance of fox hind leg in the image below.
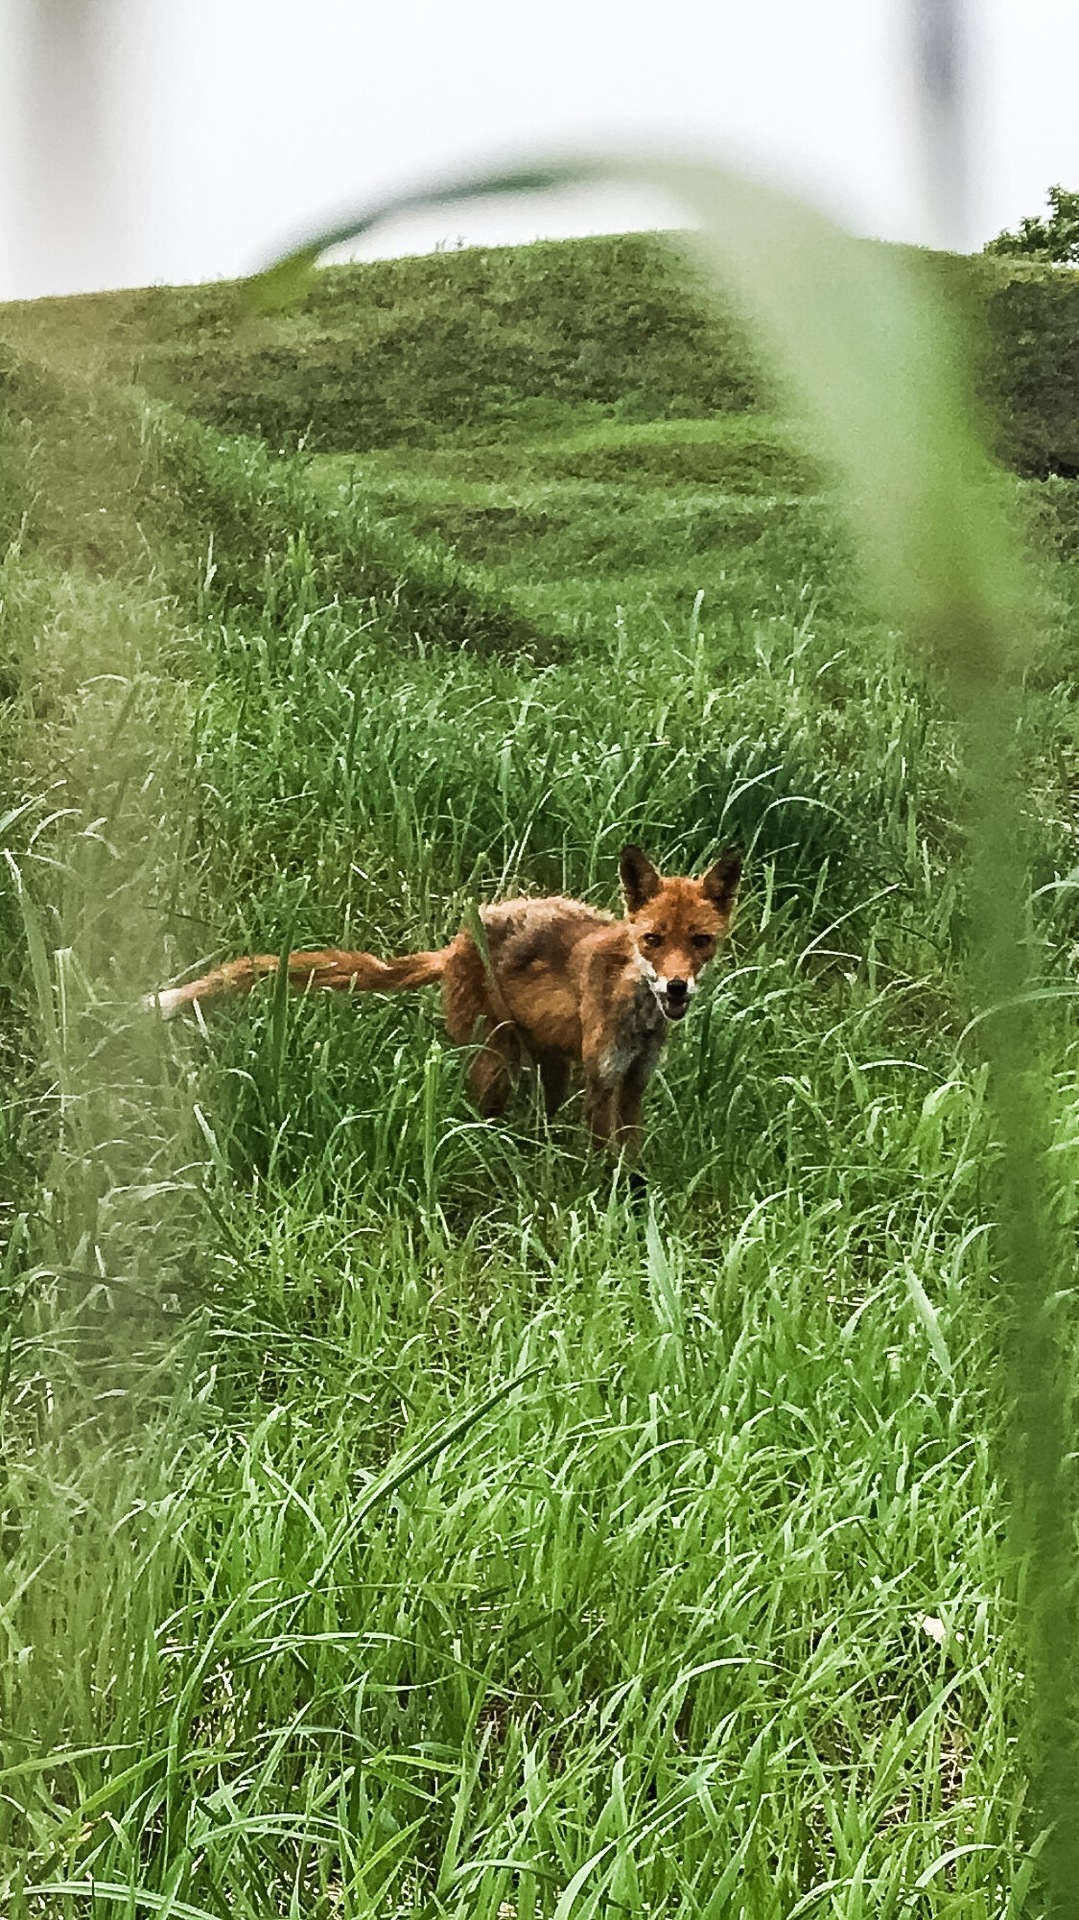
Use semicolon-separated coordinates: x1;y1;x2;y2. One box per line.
468;1025;520;1117
440;936;521;1117
440;936;487;1046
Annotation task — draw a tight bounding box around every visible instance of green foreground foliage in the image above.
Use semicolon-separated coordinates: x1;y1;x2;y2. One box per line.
4;236;1079;1916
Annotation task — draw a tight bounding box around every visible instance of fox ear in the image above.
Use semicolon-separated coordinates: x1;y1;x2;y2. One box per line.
700;848;742;913
620;844;662;912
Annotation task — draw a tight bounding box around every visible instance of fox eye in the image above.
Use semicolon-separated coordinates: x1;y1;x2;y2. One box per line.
641;932;663;949
691;933;714;950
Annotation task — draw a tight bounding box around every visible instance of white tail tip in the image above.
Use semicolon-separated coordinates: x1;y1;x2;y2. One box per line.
143;986;187;1020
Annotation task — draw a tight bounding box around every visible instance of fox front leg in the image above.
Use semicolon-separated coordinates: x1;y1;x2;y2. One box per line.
609;1078;645;1162
583;1063;646;1160
582;1067;621;1150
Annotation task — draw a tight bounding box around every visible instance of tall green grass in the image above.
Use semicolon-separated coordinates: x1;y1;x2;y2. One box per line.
4;220;1079;1914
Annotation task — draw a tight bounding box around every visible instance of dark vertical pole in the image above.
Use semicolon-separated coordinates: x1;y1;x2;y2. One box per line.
910;0;969;251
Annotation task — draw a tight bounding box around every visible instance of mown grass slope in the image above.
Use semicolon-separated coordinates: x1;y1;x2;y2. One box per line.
3;235;1079;1918
6;232;1079;473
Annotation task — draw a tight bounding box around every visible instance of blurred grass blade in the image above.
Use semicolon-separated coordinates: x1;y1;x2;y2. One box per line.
245;162;603;311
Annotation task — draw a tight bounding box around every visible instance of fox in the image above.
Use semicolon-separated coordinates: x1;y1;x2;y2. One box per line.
147;844;741;1158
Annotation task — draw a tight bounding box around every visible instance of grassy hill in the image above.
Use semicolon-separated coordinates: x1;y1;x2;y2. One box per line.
6;231;1079;473
0;235;766;448
3;234;1079;1917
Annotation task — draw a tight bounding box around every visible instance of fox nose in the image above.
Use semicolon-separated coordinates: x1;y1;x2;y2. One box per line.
666;978;688;1002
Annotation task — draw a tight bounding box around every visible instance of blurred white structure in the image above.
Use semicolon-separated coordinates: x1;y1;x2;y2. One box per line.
2;0;1078;300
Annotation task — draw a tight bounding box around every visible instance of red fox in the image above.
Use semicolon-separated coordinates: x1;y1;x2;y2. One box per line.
148;845;741;1157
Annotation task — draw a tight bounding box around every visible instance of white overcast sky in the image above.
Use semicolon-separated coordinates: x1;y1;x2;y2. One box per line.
1;0;1077;301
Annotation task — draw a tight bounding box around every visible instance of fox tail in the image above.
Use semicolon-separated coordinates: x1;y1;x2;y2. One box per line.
145;945;451;1021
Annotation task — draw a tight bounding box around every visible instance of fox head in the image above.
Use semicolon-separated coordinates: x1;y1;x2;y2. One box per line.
619;844;742;1023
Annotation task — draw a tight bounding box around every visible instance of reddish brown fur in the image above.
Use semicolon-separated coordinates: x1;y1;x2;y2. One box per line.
147;846;741;1158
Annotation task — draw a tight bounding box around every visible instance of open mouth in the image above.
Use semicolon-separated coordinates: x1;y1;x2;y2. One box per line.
661;998;689;1022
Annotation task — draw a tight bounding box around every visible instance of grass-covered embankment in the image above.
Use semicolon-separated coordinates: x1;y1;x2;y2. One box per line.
4;235;1079;1916
6;230;1079;474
